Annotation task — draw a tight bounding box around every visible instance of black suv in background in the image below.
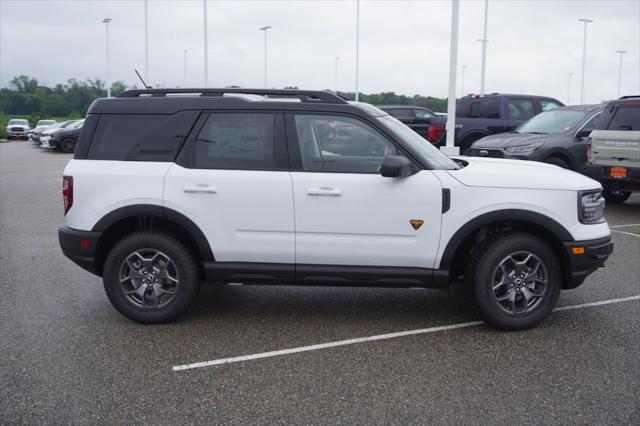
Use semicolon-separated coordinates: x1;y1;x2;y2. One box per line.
427;94;564;151
376;105;439;140
468;104;602;170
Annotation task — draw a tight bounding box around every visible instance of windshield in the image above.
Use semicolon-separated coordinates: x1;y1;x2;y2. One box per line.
60;120;77;128
8;119;29;126
377;115;459;170
70;120;85;129
517;110;587;135
37;120;55;126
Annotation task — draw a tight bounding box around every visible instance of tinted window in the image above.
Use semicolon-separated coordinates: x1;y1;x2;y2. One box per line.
608;107;640;130
293;114;398;173
87;112;199;161
456;99;473;117
195;113;274;169
517;110;587;135
508;99;536;120
462;98;499;118
387;109;413;119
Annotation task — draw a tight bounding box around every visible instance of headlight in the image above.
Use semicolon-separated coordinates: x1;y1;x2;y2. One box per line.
504;143;543;153
578;189;605;224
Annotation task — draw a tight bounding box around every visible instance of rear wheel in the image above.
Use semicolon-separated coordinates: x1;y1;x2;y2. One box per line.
60;138;76;153
103;232;201;323
467;233;561;330
603;187;631;204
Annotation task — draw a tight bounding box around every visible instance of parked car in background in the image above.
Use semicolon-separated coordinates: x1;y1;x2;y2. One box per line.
427;93;564;151
28;120;57;141
39;120;81;146
5;119;31;140
377;105;439;140
46;119;84;153
583;96;640;204
467;104;602;170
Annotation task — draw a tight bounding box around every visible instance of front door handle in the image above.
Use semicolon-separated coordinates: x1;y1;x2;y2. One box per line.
307;187;342;196
183;184;217;193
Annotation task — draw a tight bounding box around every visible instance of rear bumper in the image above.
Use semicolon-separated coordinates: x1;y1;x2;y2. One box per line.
59;226;102;276
563;235;613;289
582;164;640;191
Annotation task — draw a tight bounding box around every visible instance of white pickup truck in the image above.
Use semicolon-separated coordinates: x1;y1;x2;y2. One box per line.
584;96;640;204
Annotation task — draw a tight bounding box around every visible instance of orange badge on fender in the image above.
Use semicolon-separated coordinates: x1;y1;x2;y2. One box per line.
410;219;424;230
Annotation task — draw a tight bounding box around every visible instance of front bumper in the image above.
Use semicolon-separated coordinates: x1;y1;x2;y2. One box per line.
563;235;613;289
59;226;102;276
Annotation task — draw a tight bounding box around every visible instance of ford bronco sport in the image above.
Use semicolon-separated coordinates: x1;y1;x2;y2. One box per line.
59;89;612;330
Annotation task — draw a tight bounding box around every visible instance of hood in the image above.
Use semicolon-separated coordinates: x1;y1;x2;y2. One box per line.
8;124;29;129
472;132;563;149
448;157;600;191
43;128;62;135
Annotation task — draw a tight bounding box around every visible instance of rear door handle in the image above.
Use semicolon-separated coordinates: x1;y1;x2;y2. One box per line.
183;184;217;193
307;187;342;196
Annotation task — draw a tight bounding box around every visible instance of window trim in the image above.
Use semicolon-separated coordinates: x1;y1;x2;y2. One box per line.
284;111;421;174
176;110;289;171
573;111;602;138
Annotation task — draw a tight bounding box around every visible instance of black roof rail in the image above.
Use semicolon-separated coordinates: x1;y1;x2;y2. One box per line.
117;88;348;104
618;95;640;99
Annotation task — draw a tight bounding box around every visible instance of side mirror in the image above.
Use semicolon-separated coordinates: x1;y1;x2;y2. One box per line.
380;155;415;178
575;129;592;139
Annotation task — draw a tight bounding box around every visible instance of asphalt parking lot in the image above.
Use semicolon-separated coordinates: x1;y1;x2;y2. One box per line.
1;141;638;424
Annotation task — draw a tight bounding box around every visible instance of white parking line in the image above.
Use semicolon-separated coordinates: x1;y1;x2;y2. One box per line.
172;294;640;372
611;229;640;237
610;223;640;228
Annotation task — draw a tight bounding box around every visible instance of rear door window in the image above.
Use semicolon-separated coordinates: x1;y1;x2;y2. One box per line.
387;109;414;120
413;109;436;119
194;113;275;170
468;98;499;118
507;99;537;120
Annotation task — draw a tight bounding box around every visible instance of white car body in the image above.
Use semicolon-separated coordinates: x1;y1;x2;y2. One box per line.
63;156;608;269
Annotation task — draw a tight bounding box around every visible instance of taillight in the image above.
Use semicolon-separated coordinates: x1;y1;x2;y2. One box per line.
427;124;446;143
587;137;592;159
62;176;73;215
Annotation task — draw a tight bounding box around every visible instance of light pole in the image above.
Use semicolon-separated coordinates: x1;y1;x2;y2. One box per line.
616;50;627;98
355;0;360;102
203;0;208;87
183;50;188;88
259;26;271;89
479;0;488;95
460;65;467;97
442;0;460;156
334;56;340;93
578;18;592;103
567;72;574;105
144;0;148;82
102;18;112;97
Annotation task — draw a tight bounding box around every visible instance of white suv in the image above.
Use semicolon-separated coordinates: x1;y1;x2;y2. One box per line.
59;89;613;330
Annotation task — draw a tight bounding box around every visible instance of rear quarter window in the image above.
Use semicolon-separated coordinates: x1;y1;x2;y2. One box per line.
85;111;199;161
607;106;640;131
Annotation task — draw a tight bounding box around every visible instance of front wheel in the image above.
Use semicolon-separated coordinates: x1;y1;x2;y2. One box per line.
468;233;561;330
103;232;201;323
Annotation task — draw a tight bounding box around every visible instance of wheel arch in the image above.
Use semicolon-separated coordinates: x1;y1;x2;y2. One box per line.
439;209;574;288
543;150;573;169
92;204;214;276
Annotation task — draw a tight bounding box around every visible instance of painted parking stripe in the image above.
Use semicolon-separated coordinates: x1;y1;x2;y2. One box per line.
611;229;640;237
610;223;640;228
172;295;640;372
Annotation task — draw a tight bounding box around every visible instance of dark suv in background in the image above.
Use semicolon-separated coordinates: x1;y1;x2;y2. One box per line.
427;93;564;151
376;105;438;140
468;104;602;170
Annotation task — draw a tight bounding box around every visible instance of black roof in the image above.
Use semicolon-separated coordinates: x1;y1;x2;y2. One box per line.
376;104;433;110
460;93;561;100
87;88;387;116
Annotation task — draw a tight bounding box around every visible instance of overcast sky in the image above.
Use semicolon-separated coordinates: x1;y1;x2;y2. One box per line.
1;0;639;104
